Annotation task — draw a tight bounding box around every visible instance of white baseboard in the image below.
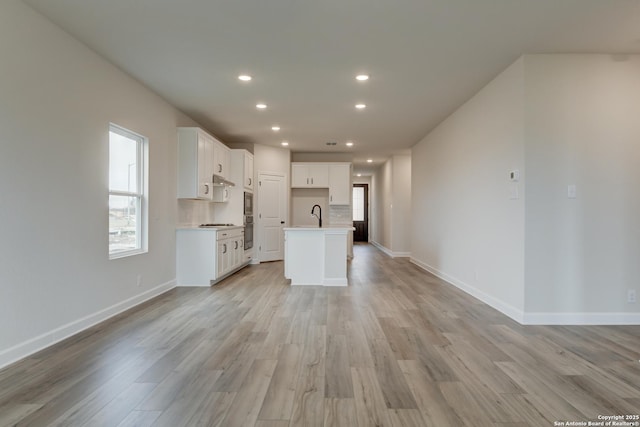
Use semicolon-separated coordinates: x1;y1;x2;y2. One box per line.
0;280;176;370
522;312;640;325
409;257;640;326
409;257;525;324
370;241;411;258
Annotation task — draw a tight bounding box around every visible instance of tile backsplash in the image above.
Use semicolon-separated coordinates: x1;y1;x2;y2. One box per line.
177;199;214;226
329;204;352;226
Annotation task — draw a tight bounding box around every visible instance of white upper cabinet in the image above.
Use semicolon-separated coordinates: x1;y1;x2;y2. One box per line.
329;163;352;205
291;163;329;188
244;152;254;191
177;127;214;200
213;139;230;180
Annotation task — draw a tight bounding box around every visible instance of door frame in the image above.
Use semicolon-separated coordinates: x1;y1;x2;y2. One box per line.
352;183;369;242
256;171;288;262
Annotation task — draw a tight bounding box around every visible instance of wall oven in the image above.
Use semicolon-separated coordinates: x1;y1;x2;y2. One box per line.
243;192;253;250
244;191;253;216
244;215;253;250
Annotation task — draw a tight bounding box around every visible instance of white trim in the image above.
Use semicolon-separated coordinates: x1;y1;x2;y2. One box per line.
393;251;411;258
409;257;525;324
0;280;176;370
409;257;640;326
370;241;411;258
522;312;640;325
370;241;393;256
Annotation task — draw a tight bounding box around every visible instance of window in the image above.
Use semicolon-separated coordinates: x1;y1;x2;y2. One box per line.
352;186;365;221
108;124;148;258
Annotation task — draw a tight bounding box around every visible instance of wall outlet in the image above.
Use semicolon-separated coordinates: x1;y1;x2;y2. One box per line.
628;289;636;304
136;275;142;287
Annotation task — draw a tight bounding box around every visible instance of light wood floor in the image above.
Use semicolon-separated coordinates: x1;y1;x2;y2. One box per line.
1;243;639;426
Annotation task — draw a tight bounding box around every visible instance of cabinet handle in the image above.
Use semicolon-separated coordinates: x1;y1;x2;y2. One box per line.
223;243;227;254
234;241;238;250
218;164;222;173
248;178;252;186
306;178;309;185
330;195;333;202
311;177;314;185
204;183;209;195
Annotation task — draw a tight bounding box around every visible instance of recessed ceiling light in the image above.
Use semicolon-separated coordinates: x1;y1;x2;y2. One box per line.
238;75;252;81
256;103;267;109
356;74;369;81
367;159;373;163
355;103;366;109
357;173;362;177
271;126;280;131
346;141;354;147
281;141;289;146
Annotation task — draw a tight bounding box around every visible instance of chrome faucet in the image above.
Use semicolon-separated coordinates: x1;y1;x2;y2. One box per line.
311;204;322;228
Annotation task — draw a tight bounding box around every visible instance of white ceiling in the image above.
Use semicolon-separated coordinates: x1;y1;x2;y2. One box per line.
23;0;640;173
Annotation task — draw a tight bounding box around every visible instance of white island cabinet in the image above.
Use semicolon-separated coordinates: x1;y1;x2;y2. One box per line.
284;226;354;286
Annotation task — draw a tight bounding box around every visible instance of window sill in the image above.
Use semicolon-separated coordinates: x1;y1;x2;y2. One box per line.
109;248;147;260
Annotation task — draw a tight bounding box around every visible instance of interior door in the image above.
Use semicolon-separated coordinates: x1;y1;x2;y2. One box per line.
258;173;286;262
353;184;368;242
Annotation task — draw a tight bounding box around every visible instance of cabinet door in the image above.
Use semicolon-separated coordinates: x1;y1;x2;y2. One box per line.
216;240;226;277
308;164;329;187
197;133;214;199
220;145;230;179
291;164;310;187
329;163;351;205
213;141;228;178
233;238;242;268
244;154;254;190
211;185;230;203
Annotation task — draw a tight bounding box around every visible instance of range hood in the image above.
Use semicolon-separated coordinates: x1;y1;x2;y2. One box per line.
213;175;235;187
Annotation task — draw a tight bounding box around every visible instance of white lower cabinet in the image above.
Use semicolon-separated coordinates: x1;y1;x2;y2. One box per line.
176;228;247;286
215;228;245;278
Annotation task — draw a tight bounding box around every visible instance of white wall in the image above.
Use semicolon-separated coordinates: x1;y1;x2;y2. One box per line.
291;188;328;226
372;159;391;249
291;152;354;163
371;155;412;256
253;144;290;262
523;55;640;320
410;58;526;316
411;54;640;324
391;155;412;254
0;0;197;367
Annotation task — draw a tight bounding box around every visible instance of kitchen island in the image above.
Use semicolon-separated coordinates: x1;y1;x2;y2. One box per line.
284;226;355;286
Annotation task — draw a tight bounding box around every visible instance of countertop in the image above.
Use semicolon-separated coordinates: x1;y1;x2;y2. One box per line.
284;225;355;231
177;225;244;230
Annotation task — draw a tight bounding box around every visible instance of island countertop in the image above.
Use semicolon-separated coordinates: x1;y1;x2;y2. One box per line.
284;226;355;232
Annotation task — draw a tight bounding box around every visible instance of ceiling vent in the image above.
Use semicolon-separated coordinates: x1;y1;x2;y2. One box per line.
326;141;337;146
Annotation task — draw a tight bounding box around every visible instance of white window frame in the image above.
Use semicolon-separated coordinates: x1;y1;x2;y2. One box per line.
108;124;149;259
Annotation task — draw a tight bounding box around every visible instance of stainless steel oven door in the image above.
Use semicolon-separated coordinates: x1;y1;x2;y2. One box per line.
244;192;253;216
244;216;253;250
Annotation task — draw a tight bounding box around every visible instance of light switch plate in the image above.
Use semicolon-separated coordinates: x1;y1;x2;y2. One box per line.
567;184;577;199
